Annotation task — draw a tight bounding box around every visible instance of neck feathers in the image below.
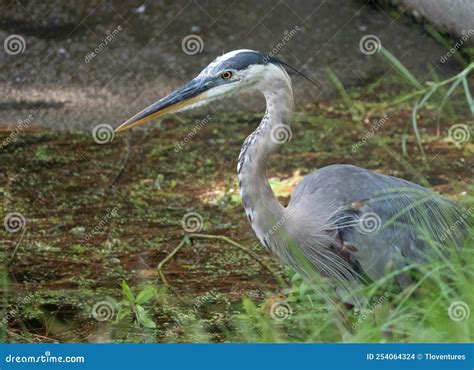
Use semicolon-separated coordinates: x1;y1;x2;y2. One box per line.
237;72;293;249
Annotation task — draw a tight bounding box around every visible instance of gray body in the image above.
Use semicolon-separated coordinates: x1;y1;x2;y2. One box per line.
231;51;466;291
287;165;463;286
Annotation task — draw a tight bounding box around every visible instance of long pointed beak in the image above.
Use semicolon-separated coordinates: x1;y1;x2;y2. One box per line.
115;78;208;132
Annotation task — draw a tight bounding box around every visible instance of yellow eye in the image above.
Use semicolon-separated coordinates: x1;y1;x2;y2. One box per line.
221;71;233;79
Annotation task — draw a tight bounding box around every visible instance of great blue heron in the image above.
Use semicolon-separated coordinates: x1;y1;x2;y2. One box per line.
116;49;466;294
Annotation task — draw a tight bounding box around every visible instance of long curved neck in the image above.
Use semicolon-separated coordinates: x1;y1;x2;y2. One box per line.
237;81;294;249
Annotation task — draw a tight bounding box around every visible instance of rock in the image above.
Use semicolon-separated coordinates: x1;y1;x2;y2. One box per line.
397;0;474;45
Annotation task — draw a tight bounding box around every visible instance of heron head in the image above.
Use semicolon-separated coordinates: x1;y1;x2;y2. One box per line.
115;49;291;132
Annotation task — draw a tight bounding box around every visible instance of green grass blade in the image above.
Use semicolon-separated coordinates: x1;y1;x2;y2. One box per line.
326;67;359;120
440;78;463;109
379;47;422;89
461;75;474;115
425;26;468;67
411;86;437;159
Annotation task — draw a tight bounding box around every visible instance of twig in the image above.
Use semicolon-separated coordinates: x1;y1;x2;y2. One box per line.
156;233;284;286
157;236;190;286
8;227;26;266
189;233;282;281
